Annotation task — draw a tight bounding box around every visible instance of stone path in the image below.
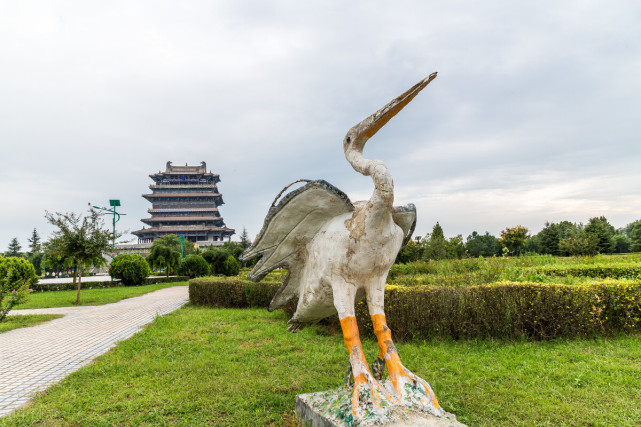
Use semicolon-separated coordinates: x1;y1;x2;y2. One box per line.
0;286;189;417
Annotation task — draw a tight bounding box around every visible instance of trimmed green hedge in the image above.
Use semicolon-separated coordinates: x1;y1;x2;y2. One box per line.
528;263;641;279
354;281;641;340
189;278;280;308
32;276;189;292
189;278;641;340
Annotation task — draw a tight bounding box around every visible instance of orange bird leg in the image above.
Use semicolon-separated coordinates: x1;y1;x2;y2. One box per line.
371;314;440;410
340;316;389;418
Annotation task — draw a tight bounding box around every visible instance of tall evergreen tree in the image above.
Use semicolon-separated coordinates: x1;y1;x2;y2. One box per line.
27;228;41;255
585;216;615;254
538;222;560;255
6;238;22;257
239;227;251;249
423;222;448;260
631;223;641;252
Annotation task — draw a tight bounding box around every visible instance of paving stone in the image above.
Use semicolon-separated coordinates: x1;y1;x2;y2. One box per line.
0;286;188;417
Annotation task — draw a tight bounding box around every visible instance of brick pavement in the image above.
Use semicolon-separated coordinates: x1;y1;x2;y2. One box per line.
0;286;189;417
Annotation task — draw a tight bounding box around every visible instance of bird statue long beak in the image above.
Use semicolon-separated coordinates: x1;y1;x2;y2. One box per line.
348;72;437;150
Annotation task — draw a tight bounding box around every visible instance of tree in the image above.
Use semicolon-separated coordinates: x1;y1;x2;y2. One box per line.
631;223;641;252
26;228;44;276
538;222;560;255
239;227;251;250
27;228;41;255
621;219;641;239
147;244;181;277
201;244;244;275
395;240;423;263
465;231;501;257
202;247;228;274
612;233;631;253
28;252;45;276
499;225;529;256
522;234;541;254
559;228;599;256
151;234;196;257
44;209;114;304
584;216;615;254
6;238;22;257
446;235;465;259
423;223;448;260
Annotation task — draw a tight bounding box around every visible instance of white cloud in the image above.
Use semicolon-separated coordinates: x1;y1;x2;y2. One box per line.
1;0;640;248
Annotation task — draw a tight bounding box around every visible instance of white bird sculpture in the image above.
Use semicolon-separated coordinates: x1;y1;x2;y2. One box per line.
241;73;441;421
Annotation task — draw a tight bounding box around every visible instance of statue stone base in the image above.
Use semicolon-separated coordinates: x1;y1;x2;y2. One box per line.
295;381;467;426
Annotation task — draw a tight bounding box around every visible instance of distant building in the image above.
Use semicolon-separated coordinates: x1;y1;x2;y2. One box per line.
131;161;235;247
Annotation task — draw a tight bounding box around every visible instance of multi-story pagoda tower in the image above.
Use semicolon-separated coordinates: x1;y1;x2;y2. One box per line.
132;161;235;246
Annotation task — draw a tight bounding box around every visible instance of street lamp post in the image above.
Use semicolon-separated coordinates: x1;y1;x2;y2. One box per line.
172;235;186;260
90;200;126;281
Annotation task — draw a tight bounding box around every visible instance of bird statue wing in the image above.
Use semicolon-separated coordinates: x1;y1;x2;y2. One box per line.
240;180;354;310
392;203;417;247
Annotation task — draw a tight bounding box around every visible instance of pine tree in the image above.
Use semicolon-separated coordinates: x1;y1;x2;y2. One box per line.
239;227;251;249
6;237;22;257
27;228;41;255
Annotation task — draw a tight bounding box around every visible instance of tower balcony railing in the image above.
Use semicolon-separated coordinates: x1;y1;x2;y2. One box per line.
149;183;216;188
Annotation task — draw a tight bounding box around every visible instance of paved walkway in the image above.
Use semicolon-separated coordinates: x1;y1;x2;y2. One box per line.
0;286;189;417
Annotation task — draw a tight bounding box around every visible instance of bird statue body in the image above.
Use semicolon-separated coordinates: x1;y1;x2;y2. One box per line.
241;73;441;422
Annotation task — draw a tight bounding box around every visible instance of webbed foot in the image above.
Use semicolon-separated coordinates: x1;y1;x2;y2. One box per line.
387;360;442;416
348;353;394;423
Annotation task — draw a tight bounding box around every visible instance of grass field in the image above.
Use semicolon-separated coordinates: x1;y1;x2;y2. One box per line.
0;314;63;334
13;282;187;309
1;306;639;426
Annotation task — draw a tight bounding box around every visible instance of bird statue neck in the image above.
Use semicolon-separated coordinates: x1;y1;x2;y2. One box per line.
346;149;394;209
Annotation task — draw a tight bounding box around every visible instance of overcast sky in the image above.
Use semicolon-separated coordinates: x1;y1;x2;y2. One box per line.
1;0;640;250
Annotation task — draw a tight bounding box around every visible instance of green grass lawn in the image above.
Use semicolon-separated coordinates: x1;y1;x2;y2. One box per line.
0;314;64;334
2;306;639;426
13;282;187;309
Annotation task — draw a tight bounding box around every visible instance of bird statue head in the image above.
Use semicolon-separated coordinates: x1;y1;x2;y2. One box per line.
343;72;438;170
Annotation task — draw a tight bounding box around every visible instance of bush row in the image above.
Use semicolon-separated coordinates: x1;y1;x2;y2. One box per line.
31;276;189;292
528;263;641;279
189;278;641;340
189;278;281;308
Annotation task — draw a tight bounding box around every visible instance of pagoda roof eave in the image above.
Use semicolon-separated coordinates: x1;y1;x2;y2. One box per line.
149;184;218;189
148;208;219;213
132;225;235;235
149;172;220;178
141;216;224;223
142;192;222;198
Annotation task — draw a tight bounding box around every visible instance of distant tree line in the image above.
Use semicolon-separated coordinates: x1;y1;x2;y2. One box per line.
396;217;641;263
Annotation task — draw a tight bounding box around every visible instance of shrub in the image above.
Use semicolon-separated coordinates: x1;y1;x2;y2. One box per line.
189;278;280;308
0;256;38;320
351;281;641;341
189;277;641;341
528;263;641;279
109;254;150;286
223;255;241;276
179;255;211;278
30;275;189;292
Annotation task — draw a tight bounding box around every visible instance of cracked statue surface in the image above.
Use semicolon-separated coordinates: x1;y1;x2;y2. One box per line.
241;73;444;425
